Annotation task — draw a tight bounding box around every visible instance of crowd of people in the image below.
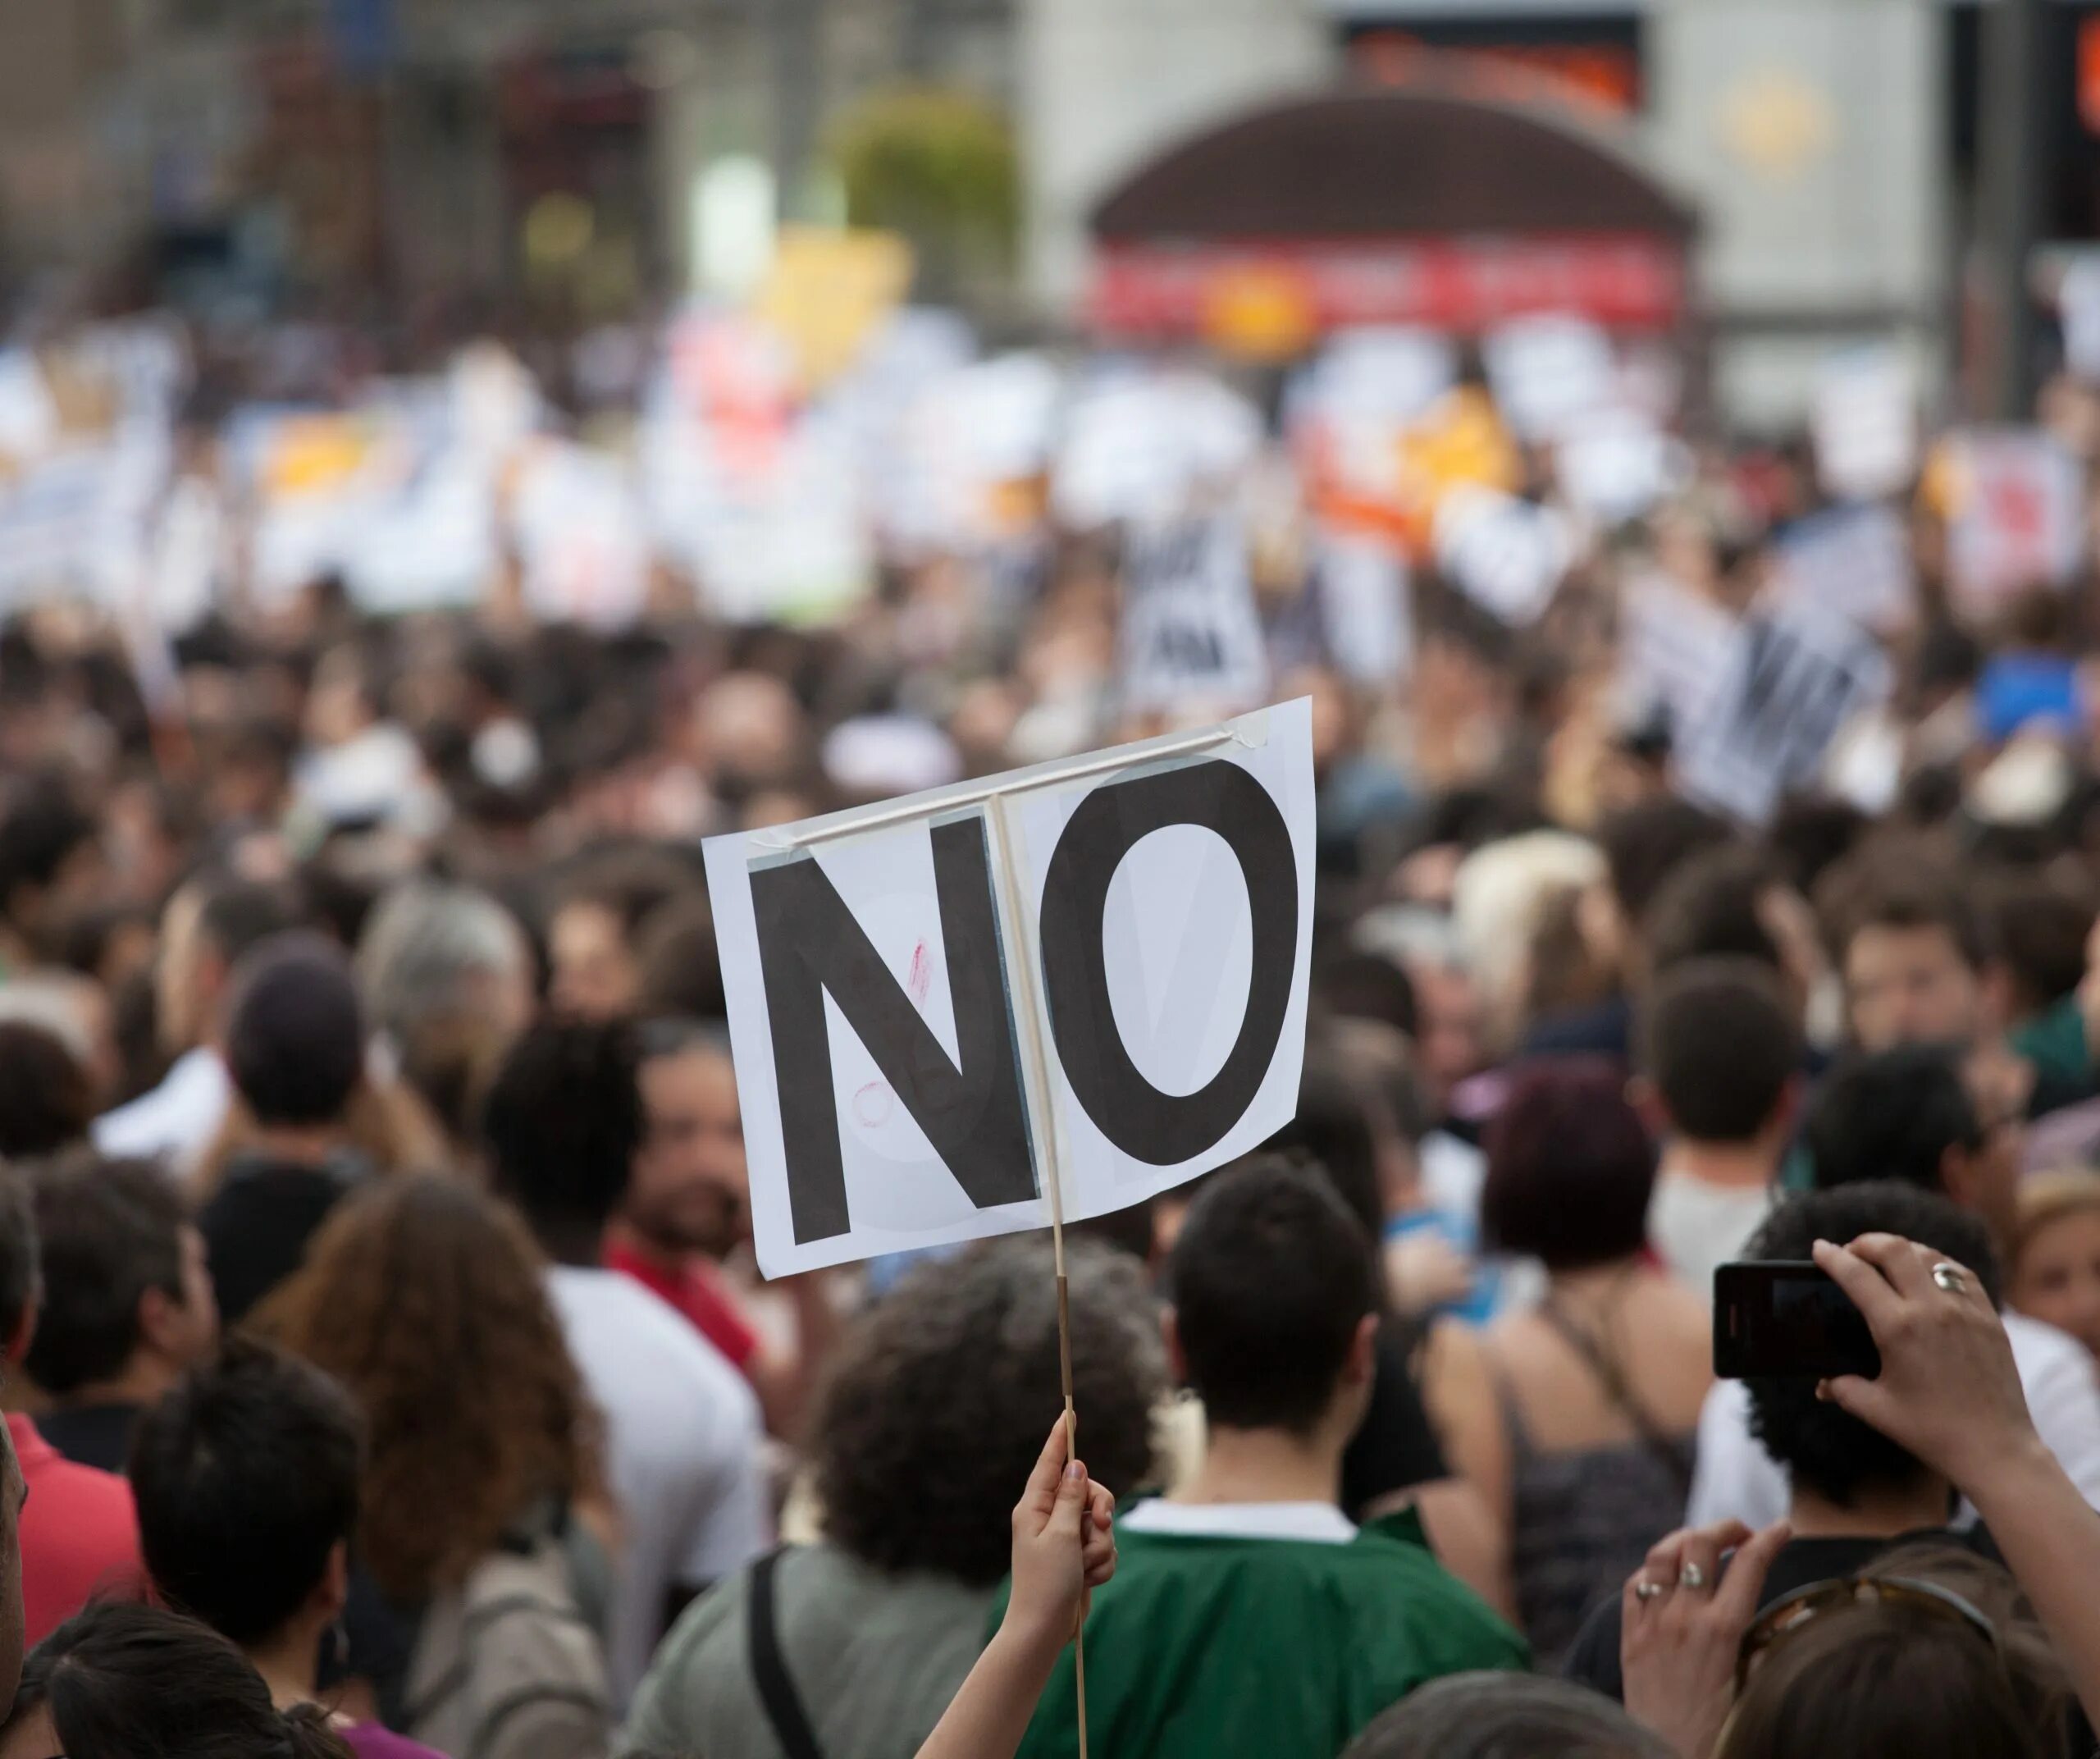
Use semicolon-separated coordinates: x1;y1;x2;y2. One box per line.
7;290;2100;1759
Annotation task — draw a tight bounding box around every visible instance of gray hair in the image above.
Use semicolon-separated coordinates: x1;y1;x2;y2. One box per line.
354;881;530;1044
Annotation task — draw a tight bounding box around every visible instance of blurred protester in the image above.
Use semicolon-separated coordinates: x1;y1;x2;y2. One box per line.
130;1338;446;1759
1426;1061;1706;1664
0;1021;94;1161
484;1017;768;1703
0;776;102;973
353;880;535;1163
1641;848;1825;1032
614;1018;837;1440
198;934;372;1325
2008;1171;2100;1362
25;1153;217;1472
1568;1181;2000;1701
1819;852;1988;1054
260;1176;613;1755
1002;1158;1524;1759
0;970;121;1116
1342;1673;1673;1759
547;852;695;1021
95;875;305;1179
632;894;727;1023
623;1236;1165;1759
0;1169;143;1647
0;1602;355;1759
1688;1046;2100;1526
1637;960;1801;1294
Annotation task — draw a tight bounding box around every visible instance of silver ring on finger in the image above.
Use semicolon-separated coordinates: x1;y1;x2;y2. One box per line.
1634;1579;1666;1603
1678;1561;1710;1591
1931;1262;1967;1296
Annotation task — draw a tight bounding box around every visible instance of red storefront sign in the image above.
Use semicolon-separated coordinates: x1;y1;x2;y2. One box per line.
1089;235;1687;339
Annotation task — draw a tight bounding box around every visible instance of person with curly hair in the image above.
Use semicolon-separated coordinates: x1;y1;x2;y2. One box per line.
619;1235;1166;1759
258;1175;613;1753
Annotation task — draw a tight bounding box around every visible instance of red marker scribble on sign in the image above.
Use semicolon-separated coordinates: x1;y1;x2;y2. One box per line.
853;1081;894;1127
906;940;933;1004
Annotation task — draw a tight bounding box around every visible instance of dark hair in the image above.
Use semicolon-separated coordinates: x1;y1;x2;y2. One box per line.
555;848;696;941
633;893;727;1023
4;1601;352;1759
1718;1547;2058;1759
130;1337;363;1647
1805;1045;1979;1195
483;1017;645;1239
1819;850;1989;972
1641;959;1801;1143
1167;1155;1379;1435
194;878;308;971
25;1155;187;1397
222;934;365;1127
0;776;95;924
0;1020;94;1158
0;1167;39;1332
1597;799;1736;924
1344;1672;1674;1759
1481;1058;1657;1269
1743;1184;1998;1506
1316;950;1420;1039
1980;868;2095;1017
1265;1057;1386;1245
1644;846;1784;978
811;1236;1163;1584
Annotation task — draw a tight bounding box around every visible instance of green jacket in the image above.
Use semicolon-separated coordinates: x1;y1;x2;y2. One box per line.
993;1507;1528;1758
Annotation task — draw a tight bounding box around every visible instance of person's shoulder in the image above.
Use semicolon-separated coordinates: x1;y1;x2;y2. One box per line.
554;1271;759;1419
2005;1308;2096;1381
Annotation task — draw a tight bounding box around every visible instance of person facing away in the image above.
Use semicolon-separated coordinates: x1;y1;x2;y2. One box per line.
0;1167;141;1648
1340;1672;1673;1759
1001;1155;1527;1759
128;1336;444;1759
1635;959;1801;1297
1564;1180;2007;1700
258;1175;613;1756
483;1017;769;1705
0;1601;354;1759
1422;1060;1709;1665
197;931;372;1326
24;1152;217;1473
621;1234;1166;1759
1686;1044;2100;1529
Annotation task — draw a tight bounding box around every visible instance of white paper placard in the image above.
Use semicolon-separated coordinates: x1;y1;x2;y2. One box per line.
1771;503;1916;633
1434;486;1573;626
1812;346;1918;502
2061;258;2100;385
1119;509;1270;713
1484;314;1616;442
1946;428;2084;621
1675;596;1892;825
1615;573;1737;743
705;699;1316;1277
1315;527;1412;686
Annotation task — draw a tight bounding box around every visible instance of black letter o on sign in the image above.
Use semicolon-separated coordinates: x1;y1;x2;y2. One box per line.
1039;761;1297;1166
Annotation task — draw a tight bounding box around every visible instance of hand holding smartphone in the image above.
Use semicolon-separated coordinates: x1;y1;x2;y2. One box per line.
1714;1261;1881;1380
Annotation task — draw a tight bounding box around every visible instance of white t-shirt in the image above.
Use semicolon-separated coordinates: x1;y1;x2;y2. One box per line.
1648;1173;1774;1298
1687;1309;2100;1528
1121;1501;1358;1545
546;1266;770;1704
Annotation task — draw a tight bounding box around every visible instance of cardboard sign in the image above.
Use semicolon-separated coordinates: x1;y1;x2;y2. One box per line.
1483;314;1616;442
1315;527;1412;686
1772;503;1916;633
1944;429;2084;619
705;699;1317;1277
1812;346;1918;502
1675;596;1892;825
1615;574;1737;744
1120;510;1270;713
1433;486;1573;626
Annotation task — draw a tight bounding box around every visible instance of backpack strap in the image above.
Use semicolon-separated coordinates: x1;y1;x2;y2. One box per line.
747;1549;825;1759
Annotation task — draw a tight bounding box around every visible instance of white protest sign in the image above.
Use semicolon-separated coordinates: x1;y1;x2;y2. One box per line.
1120;510;1270;713
1676;596;1892;825
1484;314;1615;442
1555;408;1681;526
1434;486;1573;626
1946;428;2084;620
2061;258;2100;385
1811;346;1917;502
1615;574;1737;744
1315;528;1411;686
510;442;651;630
1771;503;1915;633
705;698;1317;1277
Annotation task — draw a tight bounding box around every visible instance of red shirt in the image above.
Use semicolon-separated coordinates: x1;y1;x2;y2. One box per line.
10;1413;144;1646
605;1240;761;1374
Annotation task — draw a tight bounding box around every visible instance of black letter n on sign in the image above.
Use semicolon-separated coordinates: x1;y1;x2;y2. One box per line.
750;817;1035;1245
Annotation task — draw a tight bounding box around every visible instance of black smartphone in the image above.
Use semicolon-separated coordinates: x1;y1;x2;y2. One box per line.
1713;1261;1881;1380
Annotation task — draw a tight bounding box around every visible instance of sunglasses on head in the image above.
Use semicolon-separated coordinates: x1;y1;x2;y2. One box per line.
1735;1573;2000;1693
